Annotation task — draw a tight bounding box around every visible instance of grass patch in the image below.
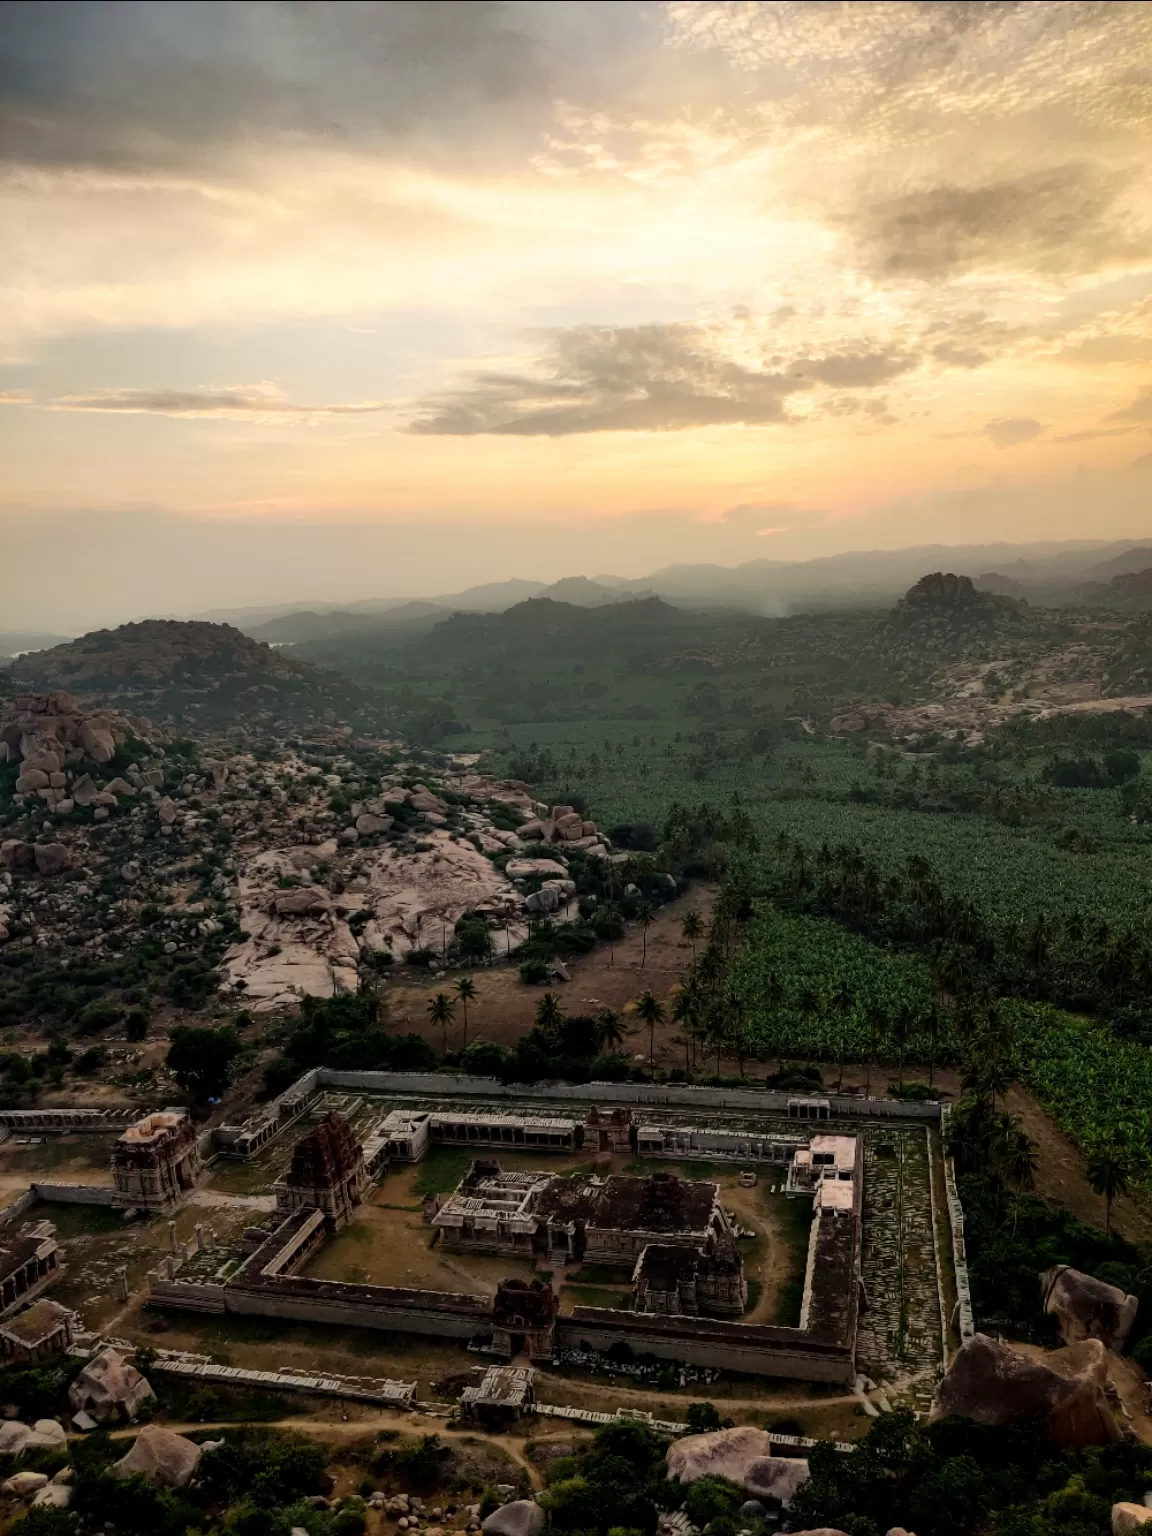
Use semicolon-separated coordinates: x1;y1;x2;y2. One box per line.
412;1146;476;1196
564;1285;633;1309
767;1192;815;1326
571;1263;630;1285
622;1158;722;1182
37;1201;132;1238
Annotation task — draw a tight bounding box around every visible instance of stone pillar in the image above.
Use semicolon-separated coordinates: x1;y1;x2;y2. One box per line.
168;1220;179;1253
115;1268;129;1302
165;1256;175;1279
194;1223;205;1252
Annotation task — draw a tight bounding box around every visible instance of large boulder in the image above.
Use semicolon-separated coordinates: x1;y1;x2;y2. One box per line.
275;889;332;916
930;1334;1119;1446
114;1424;203;1489
0;841;36;872
77;719;115;763
33;843;72;876
1113;1504;1152;1536
68;1347;155;1424
667;1428;810;1507
355;812;392;836
1042;1267;1138;1353
0;1419;66;1458
2;1471;48;1497
481;1501;545;1536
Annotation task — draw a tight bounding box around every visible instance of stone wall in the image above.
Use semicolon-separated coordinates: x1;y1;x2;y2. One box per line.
30;1182;117;1206
558;1309;855;1383
314;1071;942;1122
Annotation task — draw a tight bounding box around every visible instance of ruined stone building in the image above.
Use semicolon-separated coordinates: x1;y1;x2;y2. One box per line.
633;1232;747;1319
490;1279;559;1361
274;1111;365;1228
433;1161;736;1270
0;1298;74;1364
0;1223;63;1319
787;1134;856;1195
112;1110;202;1213
584;1104;632;1153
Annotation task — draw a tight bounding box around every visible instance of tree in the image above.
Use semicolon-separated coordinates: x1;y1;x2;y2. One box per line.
166;1025;241;1103
634;989;665;1072
535;991;565;1041
595;1007;625;1054
680;909;704;961
671;987;699;1078
636;898;655;967
426;992;456;1054
1086;1137;1132;1236
453;977;476;1048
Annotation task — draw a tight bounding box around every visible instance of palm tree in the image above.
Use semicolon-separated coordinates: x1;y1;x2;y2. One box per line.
1087;1138;1131;1237
636;899;655;967
830;980;855;1092
453;977;476;1049
600;901;621;967
635;988;666;1072
671;987;698;1078
680;909;704;961
535;991;565;1042
595;1007;625;1054
427;992;455;1054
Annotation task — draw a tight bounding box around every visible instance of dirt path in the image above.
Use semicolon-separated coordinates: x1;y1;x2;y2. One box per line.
83;1414;545;1485
1004;1084;1152;1245
384;884;719;1055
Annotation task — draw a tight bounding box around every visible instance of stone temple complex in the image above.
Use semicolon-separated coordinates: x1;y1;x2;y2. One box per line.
0;1066;961;1396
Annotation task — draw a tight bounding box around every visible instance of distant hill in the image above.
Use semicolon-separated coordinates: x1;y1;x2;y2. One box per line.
7;619;390;735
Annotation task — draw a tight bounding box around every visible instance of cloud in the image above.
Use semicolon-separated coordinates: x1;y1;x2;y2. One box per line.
1055;424;1143;443
409;324;916;436
1108;388;1152;422
985;417;1044;448
1133;451;1152;470
27;385;389;418
0;1;551;172
847;165;1140;281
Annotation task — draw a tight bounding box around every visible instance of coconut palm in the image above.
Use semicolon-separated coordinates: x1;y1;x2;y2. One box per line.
680;909;704;961
635;988;666;1072
535;991;565;1042
671;987;699;1078
426;992;455;1054
453;976;476;1049
636;898;655;967
595;1007;625;1054
1087;1138;1132;1237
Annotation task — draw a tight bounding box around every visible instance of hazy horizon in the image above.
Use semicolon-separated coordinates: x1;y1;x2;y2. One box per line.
4;1;1152;630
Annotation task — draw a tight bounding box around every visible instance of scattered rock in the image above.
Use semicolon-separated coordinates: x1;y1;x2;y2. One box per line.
33;843;72;876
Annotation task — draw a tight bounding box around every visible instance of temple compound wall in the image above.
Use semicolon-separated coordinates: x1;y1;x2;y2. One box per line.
149;1111;864;1383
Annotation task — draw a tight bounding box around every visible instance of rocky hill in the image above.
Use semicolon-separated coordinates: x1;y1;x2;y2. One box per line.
7;620;391;736
877;572;1035;666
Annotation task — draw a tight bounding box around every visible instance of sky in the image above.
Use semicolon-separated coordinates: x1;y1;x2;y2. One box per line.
3;0;1152;629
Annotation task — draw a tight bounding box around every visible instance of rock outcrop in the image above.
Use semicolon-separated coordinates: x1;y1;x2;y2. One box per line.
113;1424;203;1489
930;1333;1119;1446
667;1427;810;1506
1113;1504;1152;1536
481;1501;545;1536
1042;1266;1139;1353
68;1347;155;1424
